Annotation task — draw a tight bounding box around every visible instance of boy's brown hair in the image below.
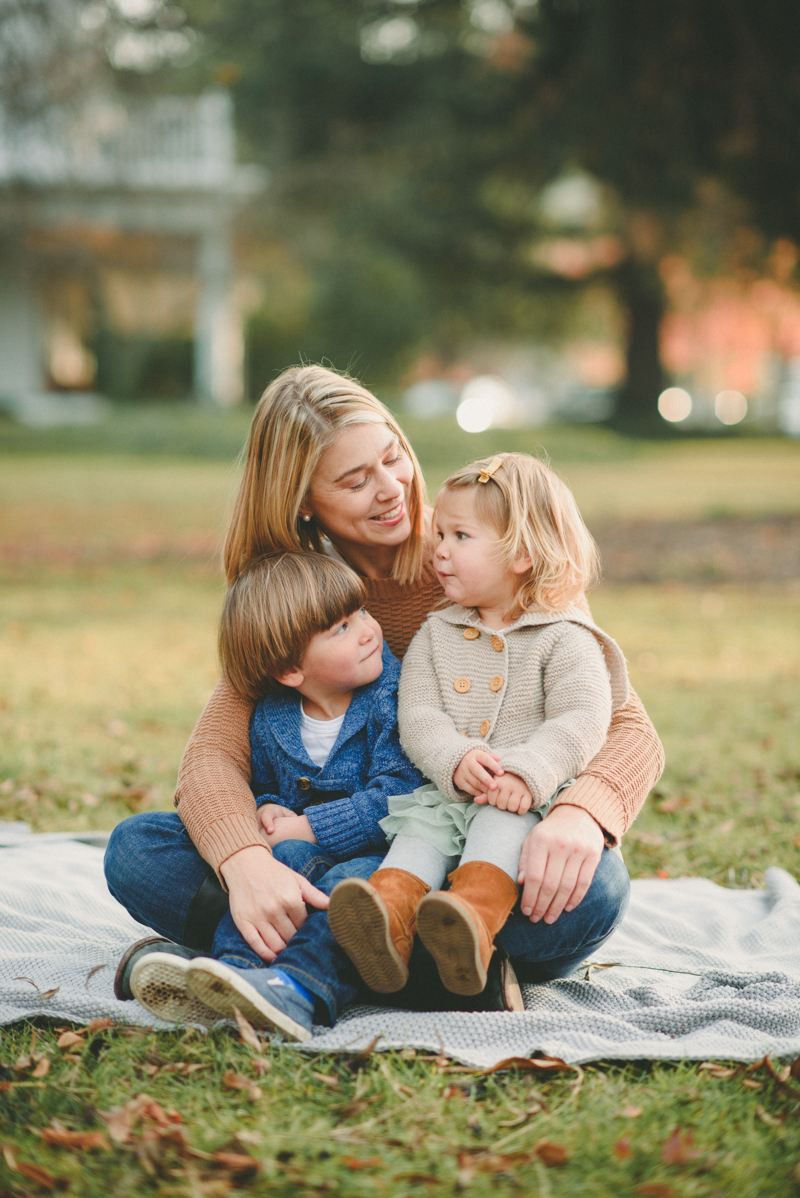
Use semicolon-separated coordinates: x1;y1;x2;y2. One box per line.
219;551;366;702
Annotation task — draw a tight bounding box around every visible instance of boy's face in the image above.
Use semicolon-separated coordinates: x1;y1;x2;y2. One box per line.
297;608;384;696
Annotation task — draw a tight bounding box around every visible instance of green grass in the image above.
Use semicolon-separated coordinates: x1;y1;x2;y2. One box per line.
1;447;800;1195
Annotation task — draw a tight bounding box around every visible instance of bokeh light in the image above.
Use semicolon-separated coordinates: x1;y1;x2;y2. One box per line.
455;375;519;433
715;390;747;425
657;387;692;422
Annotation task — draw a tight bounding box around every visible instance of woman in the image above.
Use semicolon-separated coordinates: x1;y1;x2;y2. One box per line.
106;365;664;1019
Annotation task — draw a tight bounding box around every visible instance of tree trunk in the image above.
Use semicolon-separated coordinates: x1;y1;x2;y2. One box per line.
611;258;668;433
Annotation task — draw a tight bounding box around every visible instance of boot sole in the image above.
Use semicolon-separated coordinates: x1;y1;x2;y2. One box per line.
417;893;488;996
185;959;311;1042
130;953;220;1025
328;878;409;994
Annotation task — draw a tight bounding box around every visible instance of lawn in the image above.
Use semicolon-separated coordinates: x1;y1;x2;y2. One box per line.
1;425;800;1196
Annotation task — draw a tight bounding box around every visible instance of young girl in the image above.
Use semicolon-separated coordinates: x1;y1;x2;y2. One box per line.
328;453;629;997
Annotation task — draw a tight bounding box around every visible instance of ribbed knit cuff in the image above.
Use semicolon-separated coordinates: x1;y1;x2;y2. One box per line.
551;774;625;846
305;801;368;860
194;813;273;889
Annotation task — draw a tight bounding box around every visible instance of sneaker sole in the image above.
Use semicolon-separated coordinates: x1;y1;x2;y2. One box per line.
130;953;220;1025
416;893;488;996
185;959;312;1042
328;878;409;994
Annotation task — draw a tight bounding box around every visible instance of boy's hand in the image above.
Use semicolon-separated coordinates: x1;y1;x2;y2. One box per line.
263;814;317;847
258;802;300;836
220;845;328;962
453;749;504;796
473;772;534;813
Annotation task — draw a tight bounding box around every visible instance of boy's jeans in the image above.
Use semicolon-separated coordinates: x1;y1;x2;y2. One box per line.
105;811;630;1024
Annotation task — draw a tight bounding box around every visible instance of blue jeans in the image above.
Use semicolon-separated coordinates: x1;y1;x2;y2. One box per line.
105;811;630;1025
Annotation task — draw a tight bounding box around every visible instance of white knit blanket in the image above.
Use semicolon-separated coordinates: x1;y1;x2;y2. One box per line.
2;831;800;1066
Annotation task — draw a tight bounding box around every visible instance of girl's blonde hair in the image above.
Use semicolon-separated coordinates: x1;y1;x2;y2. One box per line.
438;453;599;616
224;365;427;586
219;552;367;702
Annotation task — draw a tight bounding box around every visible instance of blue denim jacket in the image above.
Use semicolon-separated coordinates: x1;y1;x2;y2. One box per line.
249;643;425;861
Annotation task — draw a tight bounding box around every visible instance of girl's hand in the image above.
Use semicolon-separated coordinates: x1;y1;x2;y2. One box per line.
220;844;328;962
517;803;604;924
453;749;504;796
263;814;317;848
258;802;300;836
473;772;534;813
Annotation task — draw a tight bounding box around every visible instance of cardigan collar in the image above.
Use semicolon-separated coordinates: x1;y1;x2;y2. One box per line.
429;602;630;712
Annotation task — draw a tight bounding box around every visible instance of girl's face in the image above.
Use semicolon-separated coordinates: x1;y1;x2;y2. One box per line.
433;487;530;621
302;423;414;555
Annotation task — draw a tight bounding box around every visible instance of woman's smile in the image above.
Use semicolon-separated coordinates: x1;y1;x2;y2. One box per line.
370;501;405;526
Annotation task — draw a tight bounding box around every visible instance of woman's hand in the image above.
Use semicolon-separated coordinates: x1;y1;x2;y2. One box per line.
473;771;534;813
453;749;504;795
220;844;328;962
263;814;317;848
257;802;300;836
517;804;604;924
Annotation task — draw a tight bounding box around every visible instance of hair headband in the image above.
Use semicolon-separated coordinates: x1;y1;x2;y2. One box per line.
477;456;504;484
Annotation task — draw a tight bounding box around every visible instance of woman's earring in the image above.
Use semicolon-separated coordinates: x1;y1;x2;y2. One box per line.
302;514;312;523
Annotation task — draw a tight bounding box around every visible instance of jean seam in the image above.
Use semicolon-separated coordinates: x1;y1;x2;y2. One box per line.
299;855;334;879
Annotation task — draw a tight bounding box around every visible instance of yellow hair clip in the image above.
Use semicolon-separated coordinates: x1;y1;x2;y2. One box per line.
477;456;504;484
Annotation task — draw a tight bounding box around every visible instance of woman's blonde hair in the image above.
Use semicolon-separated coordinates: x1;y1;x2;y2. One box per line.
438;453;599;616
224;365;427;586
219;552;367;702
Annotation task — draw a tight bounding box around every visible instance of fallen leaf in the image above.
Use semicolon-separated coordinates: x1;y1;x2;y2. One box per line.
755;1104;785;1127
232;1006;261;1053
13;976;40;991
742;1079;763;1090
657;795;690;813
0;1082;12;1092
88;1018;115;1033
31;1057;51;1078
97;1093;162;1144
251;1056;271;1077
211;1151;259;1175
85;966;108;991
57;1031;85;1050
13;1053;33;1071
636;1187;674;1198
41;1129;108;1150
311;1071;340;1090
533;1140;569;1167
613;1136;634;1159
3;1145;67;1191
661;1128;702;1165
341;1156;383;1170
618;1104;643;1118
481;1055;577;1076
349;1034;382;1065
656;869;669;880
222;1070;261;1101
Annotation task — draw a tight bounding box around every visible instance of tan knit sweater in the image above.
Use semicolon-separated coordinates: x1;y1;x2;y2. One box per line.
175;562;664;874
398;604;629;809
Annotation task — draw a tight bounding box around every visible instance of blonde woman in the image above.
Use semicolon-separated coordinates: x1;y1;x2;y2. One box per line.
106;366;664;1026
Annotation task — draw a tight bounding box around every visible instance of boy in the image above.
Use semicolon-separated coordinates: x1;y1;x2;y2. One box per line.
128;551;424;1040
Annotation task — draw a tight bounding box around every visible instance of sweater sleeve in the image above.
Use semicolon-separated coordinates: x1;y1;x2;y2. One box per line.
397;622;481;802
305;687;425;860
173;675;270;882
498;625;613;808
551;684;665;845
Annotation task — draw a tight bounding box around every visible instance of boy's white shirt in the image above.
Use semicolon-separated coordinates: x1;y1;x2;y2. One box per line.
299;703;345;768
397;602;630;809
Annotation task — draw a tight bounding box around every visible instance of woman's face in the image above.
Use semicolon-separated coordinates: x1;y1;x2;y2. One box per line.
303;423;414;554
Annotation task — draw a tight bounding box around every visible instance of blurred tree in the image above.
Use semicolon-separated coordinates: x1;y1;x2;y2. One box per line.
183;0;800;427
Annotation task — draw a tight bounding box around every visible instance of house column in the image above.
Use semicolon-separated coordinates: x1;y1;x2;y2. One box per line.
193;221;244;406
0;245;46;402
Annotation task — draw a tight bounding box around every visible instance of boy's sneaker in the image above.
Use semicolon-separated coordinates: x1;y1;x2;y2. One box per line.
185;959;314;1042
130;952;221;1026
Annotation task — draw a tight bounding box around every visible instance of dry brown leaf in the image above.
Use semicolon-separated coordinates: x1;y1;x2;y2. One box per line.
13;976;40;991
3;1145;66;1191
211;1151;260;1175
251;1056;271;1077
57;1031;85;1050
311;1071;340;1090
341;1156;383;1170
482;1055;577;1077
97;1093;160;1144
222;1070;261;1101
661;1128;703;1165
31;1056;51;1078
613;1136;634;1159
41;1129;108;1151
85;965;107;991
584;962;620;980
349;1034;382;1065
13;1053;33;1071
619;1103;643;1118
534;1139;569;1167
232;1006;261;1053
88;1018;115;1033
39;987;61;1001
755;1104;785;1127
742;1079;763;1090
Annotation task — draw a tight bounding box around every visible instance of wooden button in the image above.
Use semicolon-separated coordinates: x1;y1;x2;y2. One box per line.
298;777;312;790
491;635;504;652
463;627;480;640
480;719;491;738
489;675;504;692
453;677;471;693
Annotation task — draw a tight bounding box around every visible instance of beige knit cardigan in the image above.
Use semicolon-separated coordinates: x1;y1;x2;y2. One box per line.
398;603;629;810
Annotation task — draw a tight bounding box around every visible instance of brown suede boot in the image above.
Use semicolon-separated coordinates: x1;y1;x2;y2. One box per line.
416;862;520;996
328;869;430;994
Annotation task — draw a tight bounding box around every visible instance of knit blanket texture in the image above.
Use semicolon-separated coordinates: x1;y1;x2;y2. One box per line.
1;829;799;1067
